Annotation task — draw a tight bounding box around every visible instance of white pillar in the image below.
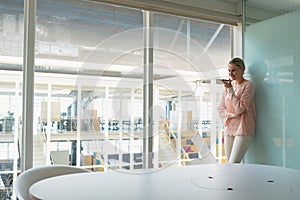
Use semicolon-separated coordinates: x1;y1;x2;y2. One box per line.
22;0;36;171
143;11;154;169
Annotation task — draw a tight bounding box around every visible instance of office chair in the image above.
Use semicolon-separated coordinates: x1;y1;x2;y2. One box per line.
14;165;90;200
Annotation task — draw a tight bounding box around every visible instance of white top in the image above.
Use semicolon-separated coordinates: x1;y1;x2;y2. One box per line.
29;164;300;200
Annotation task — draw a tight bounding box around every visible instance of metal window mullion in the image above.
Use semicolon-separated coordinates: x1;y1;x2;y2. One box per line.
118;92;123;169
76;85;82;167
22;0;36;171
153;87;159;168
242;0;246;58
143;11;154;169
176;91;182;166
46;84;52;165
187;19;190;60
129;89;135;170
104;86;109;139
210;81;217;159
13;82;20;181
103;86;109;166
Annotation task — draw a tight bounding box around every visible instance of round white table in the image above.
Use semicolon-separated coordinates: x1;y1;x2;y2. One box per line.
29;164;300;200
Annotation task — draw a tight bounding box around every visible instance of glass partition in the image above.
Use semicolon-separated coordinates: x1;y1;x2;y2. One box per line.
1;1;235;184
34;0;144;170
32;0;233;171
153;12;231;166
0;1;23;198
244;0;300;169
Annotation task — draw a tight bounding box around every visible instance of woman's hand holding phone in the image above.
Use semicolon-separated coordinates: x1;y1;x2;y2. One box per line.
219;79;232;88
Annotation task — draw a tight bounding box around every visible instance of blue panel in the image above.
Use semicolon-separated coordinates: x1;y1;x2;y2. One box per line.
244;10;300;170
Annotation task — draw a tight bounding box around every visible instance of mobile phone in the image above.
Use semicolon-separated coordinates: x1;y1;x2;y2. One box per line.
217;79;231;84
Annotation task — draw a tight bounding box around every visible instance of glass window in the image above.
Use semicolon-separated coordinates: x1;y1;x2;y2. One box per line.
34;0;144;170
0;1;24;197
0;2;234;190
153;13;231;166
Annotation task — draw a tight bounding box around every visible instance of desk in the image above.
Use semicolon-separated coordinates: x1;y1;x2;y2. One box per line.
30;164;300;200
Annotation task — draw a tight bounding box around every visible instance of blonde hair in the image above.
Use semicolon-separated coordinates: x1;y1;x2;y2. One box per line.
229;57;245;69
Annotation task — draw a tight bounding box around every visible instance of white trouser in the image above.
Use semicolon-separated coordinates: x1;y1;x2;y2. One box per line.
225;135;253;163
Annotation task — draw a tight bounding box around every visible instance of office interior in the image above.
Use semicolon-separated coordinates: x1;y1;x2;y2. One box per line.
0;0;299;198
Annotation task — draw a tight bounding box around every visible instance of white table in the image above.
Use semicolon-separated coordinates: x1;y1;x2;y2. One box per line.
29;164;300;200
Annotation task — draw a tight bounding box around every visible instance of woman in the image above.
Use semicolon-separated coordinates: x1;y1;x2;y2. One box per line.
218;57;256;163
